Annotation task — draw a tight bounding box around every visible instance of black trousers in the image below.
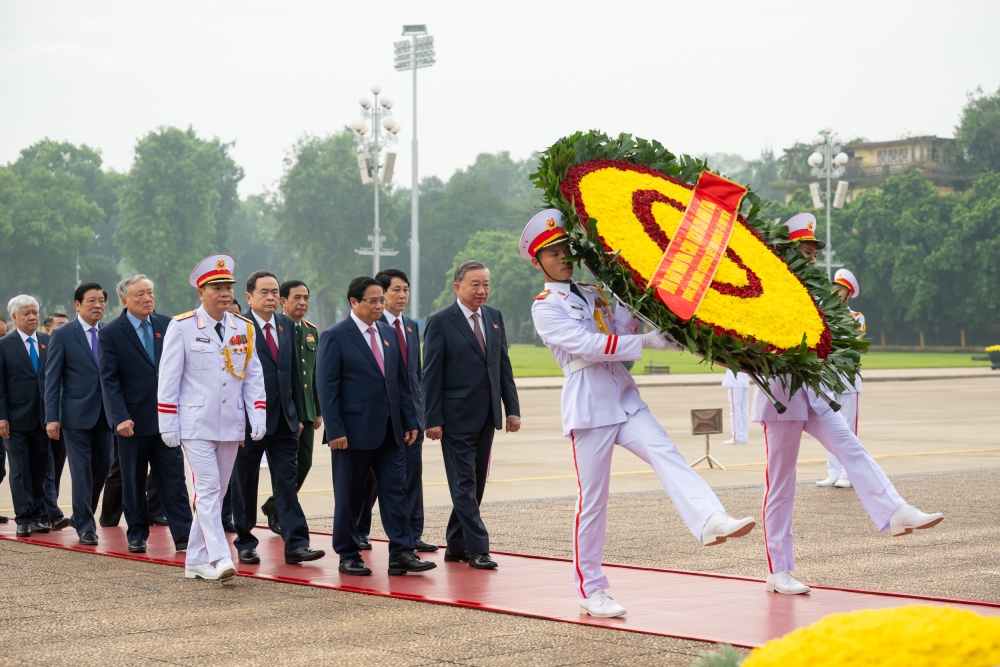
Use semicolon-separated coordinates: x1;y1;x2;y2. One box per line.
4;428;49;526
232;419;310;554
358;433;425;539
43;437;66;523
331;418;413;561
263;420;315;518
118;434;193;544
100;437;163;527
441;412;495;556
62;412;114;535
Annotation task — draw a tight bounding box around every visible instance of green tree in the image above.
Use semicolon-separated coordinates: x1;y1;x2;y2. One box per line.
116;126;243;316
956;86;1000;173
230;193;287;295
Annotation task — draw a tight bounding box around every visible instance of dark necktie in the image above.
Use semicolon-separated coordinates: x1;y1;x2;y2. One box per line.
264;322;279;361
27;337;38;373
393;319;408;365
215;322;224;342
89;326;99;364
570;282;586;301
367;326;385;375
139;319;155;363
472;312;487;355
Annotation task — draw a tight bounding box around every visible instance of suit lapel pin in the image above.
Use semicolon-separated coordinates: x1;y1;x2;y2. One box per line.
406;327;412;333
40;344;46;350
278;325;284;332
383;340;389;346
493;324;499;329
155;333;162;339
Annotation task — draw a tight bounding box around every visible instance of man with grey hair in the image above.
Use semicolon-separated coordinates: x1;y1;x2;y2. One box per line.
0;295;52;534
423;260;521;570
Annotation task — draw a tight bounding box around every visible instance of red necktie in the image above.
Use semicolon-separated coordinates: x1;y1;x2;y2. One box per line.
393;319;408;366
264;322;279;361
367;327;385;375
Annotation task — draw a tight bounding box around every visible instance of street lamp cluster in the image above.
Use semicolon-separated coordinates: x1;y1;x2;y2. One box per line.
807;128;850;279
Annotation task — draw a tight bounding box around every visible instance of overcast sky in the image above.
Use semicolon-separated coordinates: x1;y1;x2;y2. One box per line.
2;0;999;196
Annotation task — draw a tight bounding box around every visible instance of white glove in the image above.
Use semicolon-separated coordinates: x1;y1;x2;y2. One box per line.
642;330;671;350
250;424;266;441
161;432;181;448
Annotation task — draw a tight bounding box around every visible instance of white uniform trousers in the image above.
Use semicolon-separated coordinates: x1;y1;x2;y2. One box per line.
727;387;750;442
570;408;724;598
761;408;903;574
182;439;240;566
826;393;860;481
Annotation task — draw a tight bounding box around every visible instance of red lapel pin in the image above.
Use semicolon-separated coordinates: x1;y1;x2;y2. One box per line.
278;325;284;332
406;327;412;333
40;344;46;350
383;340;389;346
493;324;499;329
155;333;163;339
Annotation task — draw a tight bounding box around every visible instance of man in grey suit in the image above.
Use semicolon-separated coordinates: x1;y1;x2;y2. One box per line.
45;283;113;545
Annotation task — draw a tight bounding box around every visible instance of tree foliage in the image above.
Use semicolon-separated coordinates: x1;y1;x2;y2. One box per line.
956;86;1000;173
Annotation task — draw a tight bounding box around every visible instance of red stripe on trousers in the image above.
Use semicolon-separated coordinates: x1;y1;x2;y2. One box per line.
570;431;587;599
761;422;774;574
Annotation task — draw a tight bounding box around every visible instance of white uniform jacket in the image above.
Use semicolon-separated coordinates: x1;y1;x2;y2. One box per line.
157;306;266;441
532;281;646;436
721;370;750;388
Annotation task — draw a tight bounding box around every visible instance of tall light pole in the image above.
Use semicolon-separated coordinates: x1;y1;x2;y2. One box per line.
807;128;850;279
395;25;435;320
351;84;401;275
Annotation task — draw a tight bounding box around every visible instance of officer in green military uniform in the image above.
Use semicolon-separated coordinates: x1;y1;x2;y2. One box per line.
261;280;322;533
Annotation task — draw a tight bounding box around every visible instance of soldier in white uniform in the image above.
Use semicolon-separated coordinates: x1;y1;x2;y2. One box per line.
753;214;943;596
721;370;750;445
521;210;756;619
817;268;865;488
157;255;267;582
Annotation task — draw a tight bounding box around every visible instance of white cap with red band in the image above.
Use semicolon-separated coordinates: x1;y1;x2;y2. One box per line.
834;268;860;298
190;254;236;288
520;209;570;260
785;212;826;249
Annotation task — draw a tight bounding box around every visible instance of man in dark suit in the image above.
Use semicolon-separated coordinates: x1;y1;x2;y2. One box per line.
316;276;435;577
357;269;436;552
0;295;51;535
39;312;70;528
98;275;193;553
231;270;324;566
45;283;114;545
423;260;521;570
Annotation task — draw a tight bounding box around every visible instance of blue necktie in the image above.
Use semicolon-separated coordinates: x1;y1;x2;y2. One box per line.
139;319;155;363
27;337;38;373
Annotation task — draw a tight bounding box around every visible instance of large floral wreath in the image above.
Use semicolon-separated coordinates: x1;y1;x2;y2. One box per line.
530;131;867;396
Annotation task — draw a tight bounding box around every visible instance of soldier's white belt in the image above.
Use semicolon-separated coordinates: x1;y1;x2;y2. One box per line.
562;358;597;377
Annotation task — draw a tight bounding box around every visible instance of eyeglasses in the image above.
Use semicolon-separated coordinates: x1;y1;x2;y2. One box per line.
358;297;386;305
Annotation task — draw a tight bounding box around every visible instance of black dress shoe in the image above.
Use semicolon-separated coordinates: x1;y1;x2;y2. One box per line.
149;515;169;527
51;516;72;531
16;524;31;536
414;537;439;552
222;519;238;534
469;553;498;570
0;515;8;523
79;532;99;546
388;551;438;575
239;548;261;564
358;534;372;550
261;505;281;535
128;540;147;553
175;539;188;552
443;549;471;562
31;522;51;533
338;556;372;576
285;547;325;564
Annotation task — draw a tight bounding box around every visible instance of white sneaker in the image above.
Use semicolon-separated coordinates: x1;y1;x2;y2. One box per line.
702;512;756;546
723;439;747;445
579;589;627;618
890;504;944;537
214;557;237;581
185;563;219;580
834;478;852;488
766;571;811;595
816;477;839;487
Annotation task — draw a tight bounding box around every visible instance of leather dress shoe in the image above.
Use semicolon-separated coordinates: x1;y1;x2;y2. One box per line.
338;556;372;576
149;514;170;527
0;515;8;523
261;504;281;535
414;537;439;552
31;521;51;533
359;534;372;550
175;539;188;552
51;516;72;531
16;524;31;536
388;551;437;575
239;548;261;564
222;519;238;534
469;553;498;570
79;532;99;546
444;549;471;562
285;547;325;564
128;540;147;553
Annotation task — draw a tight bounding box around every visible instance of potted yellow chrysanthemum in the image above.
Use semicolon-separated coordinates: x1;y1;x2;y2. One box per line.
986;344;1000;369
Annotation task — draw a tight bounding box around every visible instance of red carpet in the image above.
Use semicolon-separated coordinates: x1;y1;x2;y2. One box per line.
3;522;998;648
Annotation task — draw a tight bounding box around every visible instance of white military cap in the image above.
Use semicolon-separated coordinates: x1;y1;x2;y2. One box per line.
785;212;825;249
834;268;860;298
189;254;236;288
519;209;570;260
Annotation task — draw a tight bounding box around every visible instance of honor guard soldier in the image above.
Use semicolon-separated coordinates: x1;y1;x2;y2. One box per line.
753;214;943;596
521;210;756;618
817;268;866;488
721;370;750;445
157;254;267;582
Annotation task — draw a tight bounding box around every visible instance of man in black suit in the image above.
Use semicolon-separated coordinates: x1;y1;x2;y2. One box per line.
45;283;113;545
423;260;521;570
98;275;193;553
316;276;435;577
0;295;51;535
231;270;323;566
40;312;69;528
357;269;436;552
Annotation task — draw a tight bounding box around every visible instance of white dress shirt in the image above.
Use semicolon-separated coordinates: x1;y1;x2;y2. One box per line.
456;299;486;350
16;327;40;358
350;311;378;336
251;311;278;350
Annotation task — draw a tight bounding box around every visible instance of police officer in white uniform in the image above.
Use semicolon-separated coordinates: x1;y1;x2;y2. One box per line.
817;268;865;488
157;255;267;582
721;370;750;445
521;210;756;618
753;214;943;596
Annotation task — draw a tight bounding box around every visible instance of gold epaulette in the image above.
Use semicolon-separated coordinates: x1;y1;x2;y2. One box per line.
575;281;595;287
302;318;317;329
534;289;551;301
173;311;195;321
233;313;252;323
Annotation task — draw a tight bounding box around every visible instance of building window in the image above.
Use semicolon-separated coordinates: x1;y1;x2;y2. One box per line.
877;148;909;165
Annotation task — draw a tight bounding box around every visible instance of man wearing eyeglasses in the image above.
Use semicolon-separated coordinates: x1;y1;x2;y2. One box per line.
44;283;114;546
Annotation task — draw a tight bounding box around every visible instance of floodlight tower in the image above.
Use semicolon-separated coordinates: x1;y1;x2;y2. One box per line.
351;85;401;275
807;128;850;279
395;24;435;319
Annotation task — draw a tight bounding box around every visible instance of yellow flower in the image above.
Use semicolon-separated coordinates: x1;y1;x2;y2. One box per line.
985;344;1000;352
742;605;1000;667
